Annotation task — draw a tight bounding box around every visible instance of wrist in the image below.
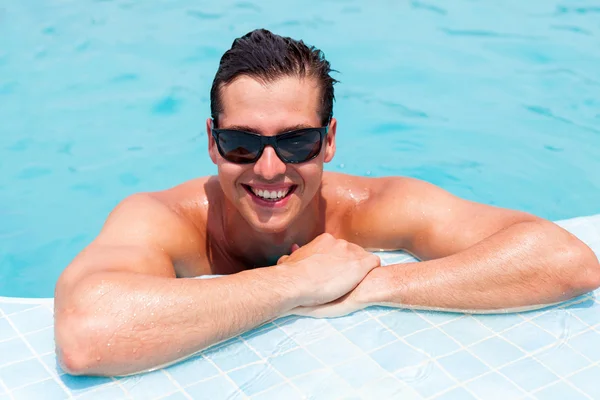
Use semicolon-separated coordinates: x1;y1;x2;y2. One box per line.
262;263;307;310
356;266;394;305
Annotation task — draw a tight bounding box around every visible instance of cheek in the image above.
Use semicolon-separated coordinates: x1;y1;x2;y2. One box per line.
294;163;323;191
218;163;246;191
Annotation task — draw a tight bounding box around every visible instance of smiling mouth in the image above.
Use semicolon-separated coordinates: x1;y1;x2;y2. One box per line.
242;184;297;202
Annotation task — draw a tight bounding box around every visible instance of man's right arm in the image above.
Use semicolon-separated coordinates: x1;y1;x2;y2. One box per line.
55;194;379;376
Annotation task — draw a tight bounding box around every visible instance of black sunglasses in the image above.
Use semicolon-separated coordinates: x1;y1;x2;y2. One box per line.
211;123;329;164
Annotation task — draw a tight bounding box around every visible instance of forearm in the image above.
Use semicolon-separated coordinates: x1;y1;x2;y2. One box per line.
55;266;299;376
365;221;600;312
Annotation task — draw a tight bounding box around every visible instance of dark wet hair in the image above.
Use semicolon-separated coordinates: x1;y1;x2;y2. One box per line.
210;29;338;127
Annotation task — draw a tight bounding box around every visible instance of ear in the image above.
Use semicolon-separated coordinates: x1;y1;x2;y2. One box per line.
323;118;337;163
206;117;218;165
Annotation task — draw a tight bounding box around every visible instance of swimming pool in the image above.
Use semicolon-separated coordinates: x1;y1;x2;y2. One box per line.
1;0;599;299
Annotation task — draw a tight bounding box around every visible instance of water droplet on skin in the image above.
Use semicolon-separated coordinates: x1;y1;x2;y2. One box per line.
132;348;138;354
176;348;182;353
96;356;101;361
107;343;111;347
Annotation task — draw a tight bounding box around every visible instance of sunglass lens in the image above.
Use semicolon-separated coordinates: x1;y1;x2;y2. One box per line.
217;131;262;163
277;130;322;162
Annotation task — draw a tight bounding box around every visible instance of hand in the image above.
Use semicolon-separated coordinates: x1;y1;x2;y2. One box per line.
286;268;379;318
275;233;380;307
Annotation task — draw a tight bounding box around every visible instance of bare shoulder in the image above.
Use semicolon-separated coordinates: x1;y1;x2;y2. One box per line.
321;172;428;197
126;175;223;260
323;173;460;249
321;172;425;212
74;176;219;277
326;173;538;257
148;175;218;225
320;172;414;239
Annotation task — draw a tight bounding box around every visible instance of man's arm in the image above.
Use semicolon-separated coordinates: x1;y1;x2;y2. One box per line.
338;177;600;313
54;194;299;376
55;194;379;376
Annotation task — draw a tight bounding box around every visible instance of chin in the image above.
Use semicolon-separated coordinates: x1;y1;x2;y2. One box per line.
247;216;295;234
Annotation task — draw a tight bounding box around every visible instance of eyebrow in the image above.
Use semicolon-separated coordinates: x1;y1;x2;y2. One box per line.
220;124;317;134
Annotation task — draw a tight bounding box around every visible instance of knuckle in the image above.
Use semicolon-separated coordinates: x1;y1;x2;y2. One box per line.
318;233;334;242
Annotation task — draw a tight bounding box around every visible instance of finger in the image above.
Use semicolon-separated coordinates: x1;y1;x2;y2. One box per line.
277;255;289;265
361;254;381;270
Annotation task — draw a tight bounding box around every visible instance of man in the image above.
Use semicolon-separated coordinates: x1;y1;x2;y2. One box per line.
54;29;600;377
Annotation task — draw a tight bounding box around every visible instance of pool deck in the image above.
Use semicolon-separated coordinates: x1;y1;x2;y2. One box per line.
1;214;599;399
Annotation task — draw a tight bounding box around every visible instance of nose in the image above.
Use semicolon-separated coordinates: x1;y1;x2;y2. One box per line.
253;146;286;181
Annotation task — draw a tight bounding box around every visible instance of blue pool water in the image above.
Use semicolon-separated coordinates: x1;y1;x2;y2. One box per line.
1;0;599;298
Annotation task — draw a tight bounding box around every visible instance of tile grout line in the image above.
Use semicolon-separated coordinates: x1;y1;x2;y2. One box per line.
476;310;593;399
273;315;399;396
395;308;586;399
239;325;316;398
278;316;376;378
0;379;16;400
430;315;564;400
334;310;422;394
0;305;44;318
157;370;193;400
110;377;137;400
366;309;484;400
2;313;75;400
517;315;597;399
375;310;475;398
0;325;55;346
529;364;598;397
0;355;41;370
439;308;596;400
196;353;250;399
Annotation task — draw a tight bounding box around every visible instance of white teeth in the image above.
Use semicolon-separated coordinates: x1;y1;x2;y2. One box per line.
250;187;291;201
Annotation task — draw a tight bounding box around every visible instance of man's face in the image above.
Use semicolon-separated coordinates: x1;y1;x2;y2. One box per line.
207;75;337;233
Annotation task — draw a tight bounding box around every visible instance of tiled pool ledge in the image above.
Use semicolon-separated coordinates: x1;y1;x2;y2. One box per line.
1;214;600;400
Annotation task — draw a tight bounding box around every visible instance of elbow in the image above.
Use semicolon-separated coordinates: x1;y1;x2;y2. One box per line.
55;312;104;376
54;276;116;376
560;239;600;296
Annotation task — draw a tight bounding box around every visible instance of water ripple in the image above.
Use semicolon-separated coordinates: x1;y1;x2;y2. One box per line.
18;166;52;180
0;82;17;95
440;28;539;40
524;105;600;134
378;101;430;119
410;0;447;15
556;6;600;15
110;73;139;83
186;10;223;20
373;122;414;135
234;1;261;12
152;94;183;116
551;24;593;35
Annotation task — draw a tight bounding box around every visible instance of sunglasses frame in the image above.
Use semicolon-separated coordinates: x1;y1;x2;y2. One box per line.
211;123;329;164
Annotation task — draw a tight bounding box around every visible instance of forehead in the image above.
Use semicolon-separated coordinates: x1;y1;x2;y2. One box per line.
218;75;322;134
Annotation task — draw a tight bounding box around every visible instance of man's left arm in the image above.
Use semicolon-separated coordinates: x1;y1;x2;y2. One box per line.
293;177;600;317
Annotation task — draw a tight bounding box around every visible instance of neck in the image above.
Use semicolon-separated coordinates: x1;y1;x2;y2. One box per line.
223;192;325;268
